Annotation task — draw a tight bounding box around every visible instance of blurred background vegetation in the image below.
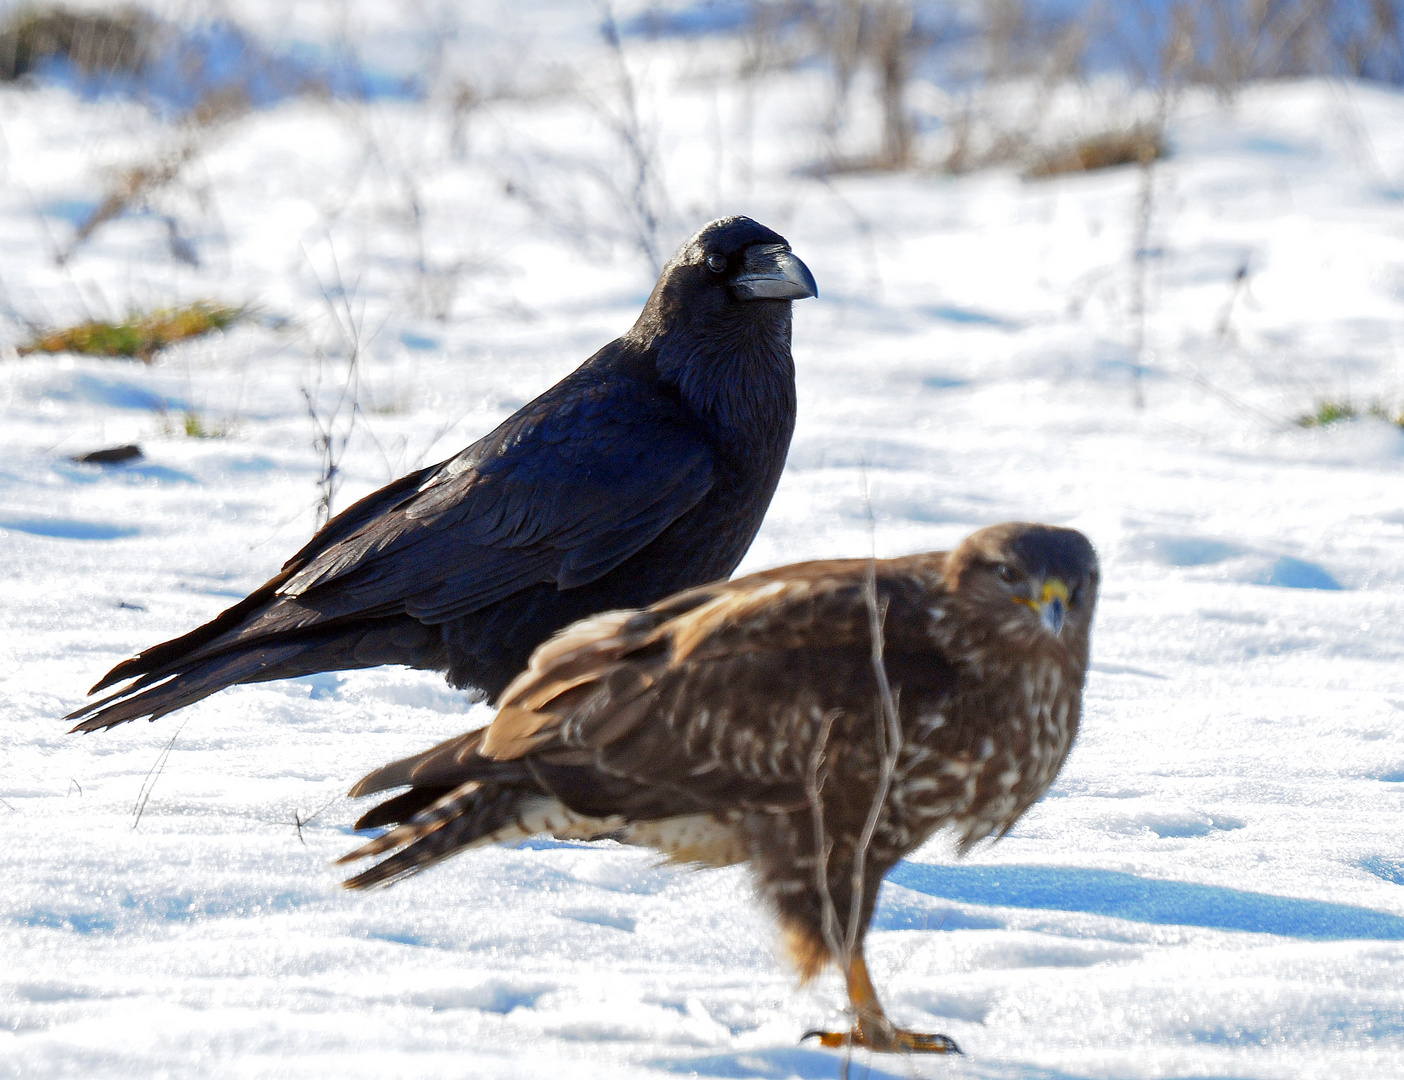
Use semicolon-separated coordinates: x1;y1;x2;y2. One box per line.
3;1;1401;176
4;1;1402;432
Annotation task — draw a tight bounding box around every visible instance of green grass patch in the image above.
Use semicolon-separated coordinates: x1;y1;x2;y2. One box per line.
17;302;246;362
1297;398;1404;429
155;408;227;440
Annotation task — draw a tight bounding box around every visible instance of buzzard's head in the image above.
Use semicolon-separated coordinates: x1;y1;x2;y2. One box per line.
947;523;1099;648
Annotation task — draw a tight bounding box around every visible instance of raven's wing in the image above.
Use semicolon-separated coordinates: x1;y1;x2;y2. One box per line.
86;371;715;692
86;462;443;695
271;376;716;625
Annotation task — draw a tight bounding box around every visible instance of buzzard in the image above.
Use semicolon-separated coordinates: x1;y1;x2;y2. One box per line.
339;522;1099;1054
66;216;816;733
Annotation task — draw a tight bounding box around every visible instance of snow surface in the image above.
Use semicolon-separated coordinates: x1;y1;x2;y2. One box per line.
2;15;1404;1079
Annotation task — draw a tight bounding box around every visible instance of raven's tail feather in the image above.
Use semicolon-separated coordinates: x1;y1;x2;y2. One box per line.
66;620;446;732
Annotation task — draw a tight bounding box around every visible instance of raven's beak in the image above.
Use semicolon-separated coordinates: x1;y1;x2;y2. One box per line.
732;243;818;301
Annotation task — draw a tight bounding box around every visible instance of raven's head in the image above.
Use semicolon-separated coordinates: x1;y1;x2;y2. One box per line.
631;216;817;347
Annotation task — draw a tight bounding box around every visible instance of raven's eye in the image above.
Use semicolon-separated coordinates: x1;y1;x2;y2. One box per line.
706;254;727;273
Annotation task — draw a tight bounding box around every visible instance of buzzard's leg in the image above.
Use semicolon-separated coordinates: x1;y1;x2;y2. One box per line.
803;950;962;1055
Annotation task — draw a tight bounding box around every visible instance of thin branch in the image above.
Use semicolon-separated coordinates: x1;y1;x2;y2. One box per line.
294;791;344;845
849;558;901;955
132;720;188;828
805;706;846;970
802;468;905;1058
593;0;671;274
802;704;854;1080
300;242;365;528
1129;16;1190;410
1128;152;1154;411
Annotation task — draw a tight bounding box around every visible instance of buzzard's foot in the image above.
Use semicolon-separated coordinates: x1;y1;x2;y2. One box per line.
802;1025;962;1055
802;950;962;1054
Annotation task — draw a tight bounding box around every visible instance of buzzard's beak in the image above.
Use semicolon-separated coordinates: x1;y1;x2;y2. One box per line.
1016;578;1069;636
732;243;818;301
1036;579;1069;636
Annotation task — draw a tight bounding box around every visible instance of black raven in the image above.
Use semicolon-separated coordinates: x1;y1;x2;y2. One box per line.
67;216;816;732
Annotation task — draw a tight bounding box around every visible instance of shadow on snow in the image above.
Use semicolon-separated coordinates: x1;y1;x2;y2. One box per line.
887;863;1404;941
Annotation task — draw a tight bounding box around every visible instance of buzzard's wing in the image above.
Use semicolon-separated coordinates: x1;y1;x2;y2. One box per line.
341;554;968;886
351;558;957;823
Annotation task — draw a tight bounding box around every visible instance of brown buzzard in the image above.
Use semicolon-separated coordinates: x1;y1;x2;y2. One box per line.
339;522;1099;1054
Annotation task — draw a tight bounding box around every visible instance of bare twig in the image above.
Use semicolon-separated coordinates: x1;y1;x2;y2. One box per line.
1128;154;1154;411
300;244;366;528
63;145;196;264
402;173;468;321
850;558;902;951
1173;369;1289;429
802;472;905;1063
805;707;846;968
1129;17;1190;411
849;467;903;961
802;706;854;1080
294;791;344;844
874;1;914;168
132;720;188;828
595;1;671;275
821;0;864;155
1213;261;1250;341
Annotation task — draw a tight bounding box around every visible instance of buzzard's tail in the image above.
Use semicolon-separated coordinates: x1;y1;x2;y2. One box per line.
338;782;622;890
339;782;533;888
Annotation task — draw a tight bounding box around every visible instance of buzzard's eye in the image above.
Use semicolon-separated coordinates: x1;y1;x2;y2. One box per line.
706;254;727;273
995;563;1019;584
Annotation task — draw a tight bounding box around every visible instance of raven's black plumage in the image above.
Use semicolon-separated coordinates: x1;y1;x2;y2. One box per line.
66;216;816;732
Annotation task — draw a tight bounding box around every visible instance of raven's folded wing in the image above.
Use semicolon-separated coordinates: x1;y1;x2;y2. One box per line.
82;370;715;700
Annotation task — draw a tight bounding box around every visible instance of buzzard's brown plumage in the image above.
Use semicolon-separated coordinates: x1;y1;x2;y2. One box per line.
339;522;1099;1054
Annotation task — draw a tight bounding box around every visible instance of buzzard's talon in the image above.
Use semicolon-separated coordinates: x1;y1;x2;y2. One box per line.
801;954;963;1054
802;1026;962;1055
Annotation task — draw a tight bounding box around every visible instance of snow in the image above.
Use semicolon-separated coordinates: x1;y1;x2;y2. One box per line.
2;11;1404;1077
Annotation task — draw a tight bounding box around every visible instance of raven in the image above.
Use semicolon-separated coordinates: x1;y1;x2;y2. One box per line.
67;216;816;732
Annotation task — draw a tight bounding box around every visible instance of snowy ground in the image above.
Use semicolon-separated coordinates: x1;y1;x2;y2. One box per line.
2;15;1404;1078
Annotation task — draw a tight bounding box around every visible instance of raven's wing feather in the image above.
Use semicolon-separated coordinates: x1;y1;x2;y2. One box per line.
85;463;443;695
82;370;715;700
275;378;715;625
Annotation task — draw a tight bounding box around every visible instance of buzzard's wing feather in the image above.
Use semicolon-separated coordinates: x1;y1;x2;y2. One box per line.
341;555;965;876
484;560;958;804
